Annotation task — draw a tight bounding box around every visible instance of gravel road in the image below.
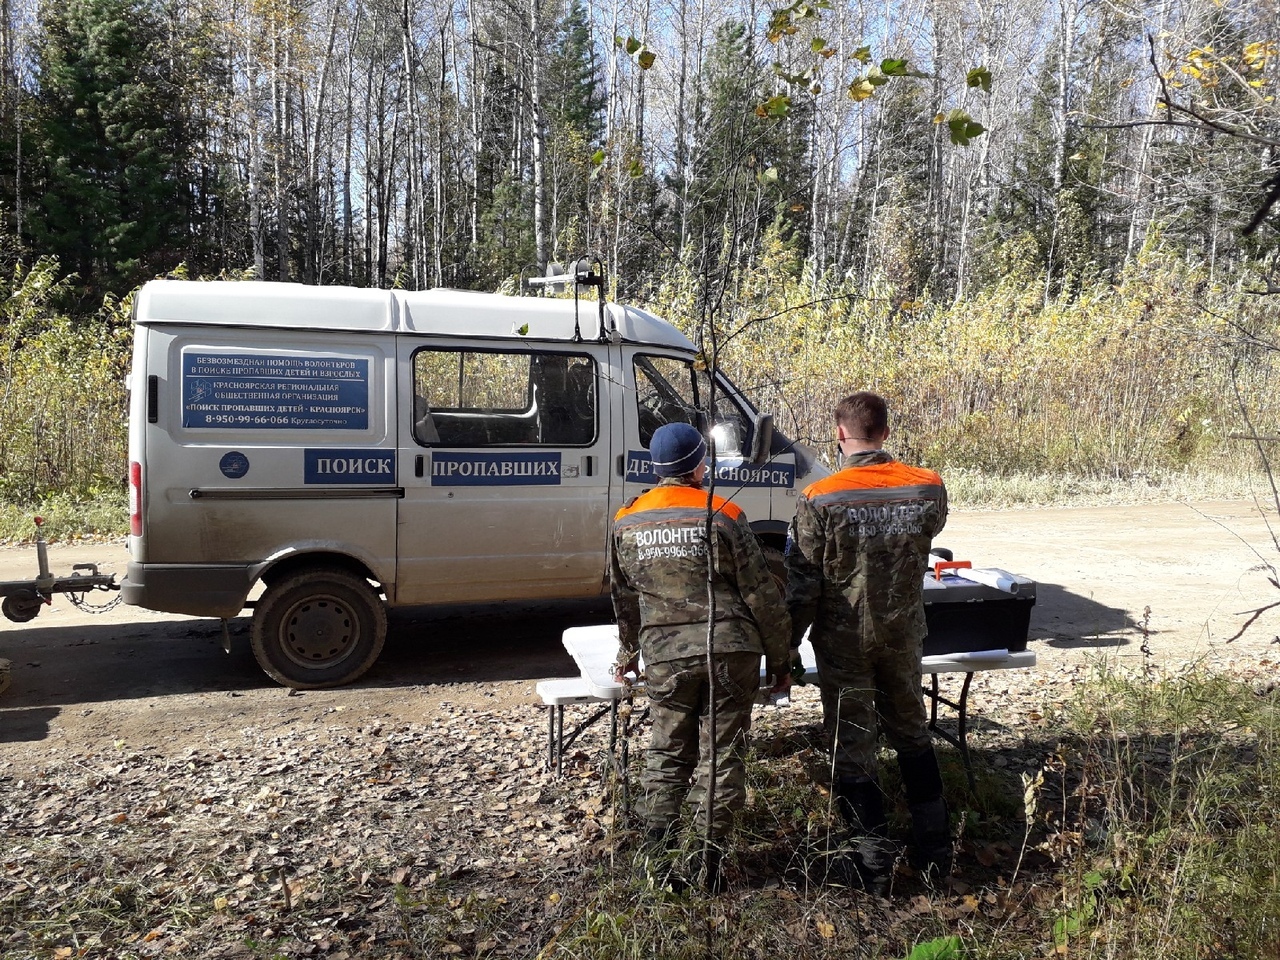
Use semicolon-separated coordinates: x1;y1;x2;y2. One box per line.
2;498;1278;767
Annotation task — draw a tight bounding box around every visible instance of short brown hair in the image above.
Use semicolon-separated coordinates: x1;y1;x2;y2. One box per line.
834;392;888;440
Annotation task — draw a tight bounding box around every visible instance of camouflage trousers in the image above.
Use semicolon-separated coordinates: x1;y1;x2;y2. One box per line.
639;652;760;839
811;630;932;781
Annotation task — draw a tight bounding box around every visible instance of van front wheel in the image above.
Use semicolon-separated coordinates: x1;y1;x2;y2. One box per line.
251;568;387;689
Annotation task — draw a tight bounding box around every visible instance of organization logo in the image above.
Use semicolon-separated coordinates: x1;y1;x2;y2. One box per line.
218;451;250;479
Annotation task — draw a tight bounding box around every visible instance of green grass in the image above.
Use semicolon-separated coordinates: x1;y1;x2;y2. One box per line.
532;668;1280;960
1045;667;1280;959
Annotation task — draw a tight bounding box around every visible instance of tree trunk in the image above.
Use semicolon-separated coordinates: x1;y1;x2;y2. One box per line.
248;25;265;278
528;0;547;270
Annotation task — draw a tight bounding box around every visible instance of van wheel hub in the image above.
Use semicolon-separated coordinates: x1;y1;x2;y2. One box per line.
281;596;357;666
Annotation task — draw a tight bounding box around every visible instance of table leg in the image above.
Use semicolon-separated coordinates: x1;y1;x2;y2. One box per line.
546;705;556;772
924;671;977;791
955;672;975;790
556;705;564;777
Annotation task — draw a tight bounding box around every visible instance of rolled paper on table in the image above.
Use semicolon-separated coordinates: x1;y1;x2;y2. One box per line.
952;567;1020;595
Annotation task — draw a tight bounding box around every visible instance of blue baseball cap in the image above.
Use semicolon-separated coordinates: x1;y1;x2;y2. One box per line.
650;422;706;477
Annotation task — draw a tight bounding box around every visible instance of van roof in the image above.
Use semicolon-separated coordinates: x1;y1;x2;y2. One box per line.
134;280;695;351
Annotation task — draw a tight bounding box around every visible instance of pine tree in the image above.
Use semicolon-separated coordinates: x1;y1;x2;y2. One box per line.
545;0;603;145
543;0;604;258
28;0;191;302
680;21;813;288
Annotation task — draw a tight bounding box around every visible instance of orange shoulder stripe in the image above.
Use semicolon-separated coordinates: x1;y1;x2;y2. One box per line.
803;461;942;499
614;485;745;523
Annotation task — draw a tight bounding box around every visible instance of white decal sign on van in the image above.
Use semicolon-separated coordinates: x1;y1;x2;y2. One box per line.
625;450;796;487
182;351;370;429
304;449;396;484
431;452;562;486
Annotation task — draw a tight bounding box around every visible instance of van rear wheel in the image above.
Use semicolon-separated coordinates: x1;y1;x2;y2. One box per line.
251;568;387;689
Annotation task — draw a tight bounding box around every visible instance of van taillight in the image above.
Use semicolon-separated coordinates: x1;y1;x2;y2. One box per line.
129;461;142;536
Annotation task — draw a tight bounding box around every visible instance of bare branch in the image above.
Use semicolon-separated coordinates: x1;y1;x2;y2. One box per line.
1147;35;1280;150
1224;599;1280;643
1228;362;1280;559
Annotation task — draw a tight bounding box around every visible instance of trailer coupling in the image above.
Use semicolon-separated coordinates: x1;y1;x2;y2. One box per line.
0;517;121;623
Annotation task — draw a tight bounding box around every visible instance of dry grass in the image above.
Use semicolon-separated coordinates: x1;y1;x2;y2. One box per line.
945;467;1275;509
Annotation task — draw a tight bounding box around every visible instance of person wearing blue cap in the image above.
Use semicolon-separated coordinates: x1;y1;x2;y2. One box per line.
610;421;792;891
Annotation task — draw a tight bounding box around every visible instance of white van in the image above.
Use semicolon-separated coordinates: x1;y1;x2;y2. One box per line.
121;279;827;687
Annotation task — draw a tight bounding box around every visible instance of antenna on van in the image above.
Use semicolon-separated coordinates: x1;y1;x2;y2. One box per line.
572;256;609;343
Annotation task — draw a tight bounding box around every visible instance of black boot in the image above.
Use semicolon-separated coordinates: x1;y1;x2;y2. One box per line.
834;777;893;895
642;823;675;852
698;845;726;894
638;823;687;893
898;749;953;883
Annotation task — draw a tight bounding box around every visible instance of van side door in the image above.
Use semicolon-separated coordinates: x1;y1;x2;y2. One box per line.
395;340;613;604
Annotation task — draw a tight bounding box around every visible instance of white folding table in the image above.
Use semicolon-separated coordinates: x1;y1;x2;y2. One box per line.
554;624;1035;786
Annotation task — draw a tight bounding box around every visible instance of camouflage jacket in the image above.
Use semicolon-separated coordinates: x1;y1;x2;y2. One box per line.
785;449;947;649
610;478;791;674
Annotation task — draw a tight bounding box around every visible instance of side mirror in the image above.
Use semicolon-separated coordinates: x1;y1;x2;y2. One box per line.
750;414;774;465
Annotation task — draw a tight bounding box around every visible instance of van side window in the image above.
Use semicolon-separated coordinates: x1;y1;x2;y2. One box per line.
633;355;753;459
413;348;597;446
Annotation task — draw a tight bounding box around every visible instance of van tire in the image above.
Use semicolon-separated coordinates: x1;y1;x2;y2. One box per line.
251;568;387;689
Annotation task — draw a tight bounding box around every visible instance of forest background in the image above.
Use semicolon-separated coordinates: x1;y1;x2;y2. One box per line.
0;0;1279;524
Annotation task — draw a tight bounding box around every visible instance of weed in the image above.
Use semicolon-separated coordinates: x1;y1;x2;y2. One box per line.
1049;666;1280;958
0;491;126;543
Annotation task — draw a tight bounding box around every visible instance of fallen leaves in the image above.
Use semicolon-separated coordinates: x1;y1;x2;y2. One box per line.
0;704;591;957
4;661;1246;958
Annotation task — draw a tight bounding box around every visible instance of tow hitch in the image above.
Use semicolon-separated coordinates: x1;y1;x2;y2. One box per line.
0;517;121;624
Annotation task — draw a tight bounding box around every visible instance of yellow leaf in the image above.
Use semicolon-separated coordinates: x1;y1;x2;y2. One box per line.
548;892;561;905
848;79;875;102
214;896;229;911
816;918;836;938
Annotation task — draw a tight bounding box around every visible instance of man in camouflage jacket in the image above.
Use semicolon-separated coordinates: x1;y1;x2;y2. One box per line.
786;391;952;891
611;422;791;889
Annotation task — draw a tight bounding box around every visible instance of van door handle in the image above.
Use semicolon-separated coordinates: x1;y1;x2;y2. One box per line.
582;455;594;477
616;454;624;476
415;455;424;478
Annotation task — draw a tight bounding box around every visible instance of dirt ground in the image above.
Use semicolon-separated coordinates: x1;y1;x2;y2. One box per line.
2;498;1279;769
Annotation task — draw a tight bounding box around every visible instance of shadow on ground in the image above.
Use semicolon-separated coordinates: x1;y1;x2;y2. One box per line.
0;598;609;711
1029;581;1136;649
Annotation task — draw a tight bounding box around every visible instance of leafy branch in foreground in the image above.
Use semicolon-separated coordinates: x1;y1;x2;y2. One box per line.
756;0;989;145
